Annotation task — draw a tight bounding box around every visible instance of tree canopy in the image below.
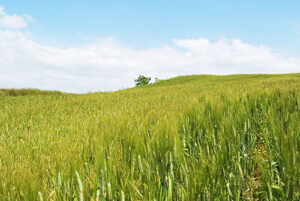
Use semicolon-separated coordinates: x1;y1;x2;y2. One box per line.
135;75;151;86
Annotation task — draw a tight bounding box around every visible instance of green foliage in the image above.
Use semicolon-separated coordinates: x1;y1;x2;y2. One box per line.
0;73;299;200
135;75;151;86
0;88;63;96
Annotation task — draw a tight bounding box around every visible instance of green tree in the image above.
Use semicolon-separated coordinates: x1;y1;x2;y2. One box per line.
135;75;151;86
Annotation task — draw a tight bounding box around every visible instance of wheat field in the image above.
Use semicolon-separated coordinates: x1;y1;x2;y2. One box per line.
0;74;299;200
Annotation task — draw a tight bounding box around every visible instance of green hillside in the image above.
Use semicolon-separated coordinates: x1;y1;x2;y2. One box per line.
0;74;299;200
0;89;63;96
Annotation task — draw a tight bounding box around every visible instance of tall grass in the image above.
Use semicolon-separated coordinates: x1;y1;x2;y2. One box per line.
0;74;299;200
0;89;63;96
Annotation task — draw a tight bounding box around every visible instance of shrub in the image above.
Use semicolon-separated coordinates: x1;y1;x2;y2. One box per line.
135;75;151;86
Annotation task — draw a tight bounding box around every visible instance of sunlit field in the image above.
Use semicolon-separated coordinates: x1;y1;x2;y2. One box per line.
0;74;299;200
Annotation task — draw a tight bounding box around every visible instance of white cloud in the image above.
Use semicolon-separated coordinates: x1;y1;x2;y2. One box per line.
0;30;299;93
23;14;34;22
0;14;28;29
0;6;5;15
0;6;32;29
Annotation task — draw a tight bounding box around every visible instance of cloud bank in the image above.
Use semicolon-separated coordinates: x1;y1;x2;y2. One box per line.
0;7;299;93
0;6;32;29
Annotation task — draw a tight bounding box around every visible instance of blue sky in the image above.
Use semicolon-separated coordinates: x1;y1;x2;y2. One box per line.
0;0;299;92
1;0;300;52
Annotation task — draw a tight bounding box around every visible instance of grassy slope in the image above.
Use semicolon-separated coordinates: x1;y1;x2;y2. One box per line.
0;74;299;200
0;89;63;96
